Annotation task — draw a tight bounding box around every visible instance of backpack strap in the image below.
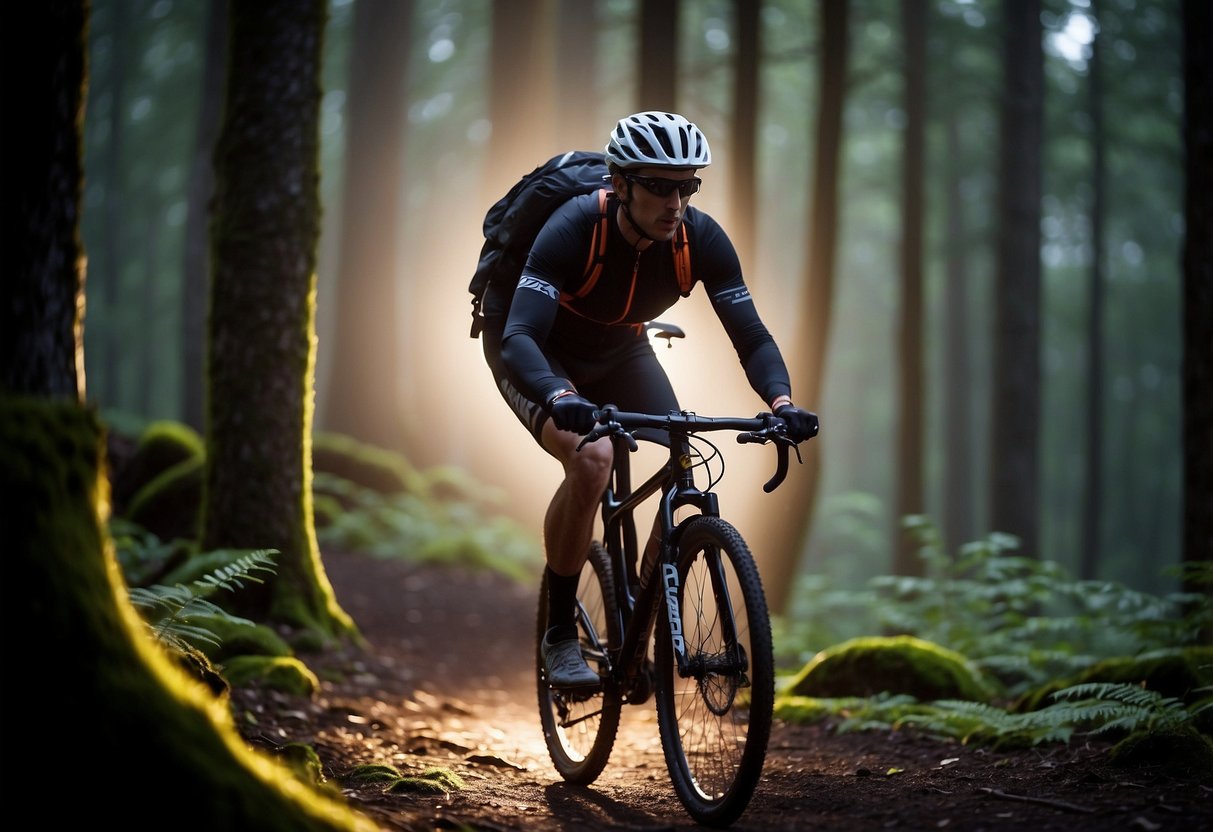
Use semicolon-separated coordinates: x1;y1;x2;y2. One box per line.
563;190;694;305
568;188;610;300
673;223;692;295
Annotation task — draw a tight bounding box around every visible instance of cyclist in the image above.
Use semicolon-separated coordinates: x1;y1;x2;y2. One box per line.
481;111;819;689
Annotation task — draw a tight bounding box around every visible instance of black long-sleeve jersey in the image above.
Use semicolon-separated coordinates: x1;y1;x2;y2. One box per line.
494;190;793;409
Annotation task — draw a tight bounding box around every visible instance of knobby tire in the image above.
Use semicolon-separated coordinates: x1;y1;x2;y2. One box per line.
653;516;775;827
536;541;623;784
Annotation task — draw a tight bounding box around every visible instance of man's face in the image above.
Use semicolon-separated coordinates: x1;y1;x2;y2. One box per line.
614;166;701;241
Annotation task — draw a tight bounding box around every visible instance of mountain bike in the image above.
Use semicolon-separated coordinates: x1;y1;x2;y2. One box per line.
536;392;809;827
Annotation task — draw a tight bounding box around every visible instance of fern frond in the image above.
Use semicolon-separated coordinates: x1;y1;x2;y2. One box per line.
131;549;276;654
128;584;195;615
191;550;277;595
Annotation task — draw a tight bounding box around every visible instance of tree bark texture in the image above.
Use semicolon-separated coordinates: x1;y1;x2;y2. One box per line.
205;0;354;638
990;0;1043;558
894;0;927;577
487;0;554;202
1182;0;1213;592
942;115;975;556
1;6;372;826
181;0;230;431
1;1;88;401
728;0;761;275
556;0;601;149
637;0;679;111
1081;1;1106;580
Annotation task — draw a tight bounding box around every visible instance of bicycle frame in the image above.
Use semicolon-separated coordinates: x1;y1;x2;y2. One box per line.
543;401;804;825
594;428;727;688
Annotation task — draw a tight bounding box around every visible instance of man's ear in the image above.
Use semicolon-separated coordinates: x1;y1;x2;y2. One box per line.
610;172;630;203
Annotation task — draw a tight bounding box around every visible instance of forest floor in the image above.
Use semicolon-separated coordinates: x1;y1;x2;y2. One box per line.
232;549;1213;831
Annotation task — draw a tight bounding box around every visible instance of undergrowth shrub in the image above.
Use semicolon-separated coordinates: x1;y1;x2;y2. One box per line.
775;516;1213;753
314;472;542;581
777;517;1212;698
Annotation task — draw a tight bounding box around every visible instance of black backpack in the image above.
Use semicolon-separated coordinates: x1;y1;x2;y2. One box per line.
467;150;612;338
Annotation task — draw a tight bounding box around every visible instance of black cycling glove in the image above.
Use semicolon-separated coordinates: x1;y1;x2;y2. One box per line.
775;404;820;443
549;392;599;435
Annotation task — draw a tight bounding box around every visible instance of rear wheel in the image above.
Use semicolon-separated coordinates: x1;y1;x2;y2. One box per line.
537;541;623;784
654;516;774;827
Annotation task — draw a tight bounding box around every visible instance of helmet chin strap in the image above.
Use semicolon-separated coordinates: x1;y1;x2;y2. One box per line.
618;184;662;246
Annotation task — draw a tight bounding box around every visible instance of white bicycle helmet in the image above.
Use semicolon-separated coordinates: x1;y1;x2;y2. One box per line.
604;111;712;169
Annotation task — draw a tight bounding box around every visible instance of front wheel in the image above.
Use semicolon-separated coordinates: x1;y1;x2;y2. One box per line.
654;516;774;827
536;541;623;784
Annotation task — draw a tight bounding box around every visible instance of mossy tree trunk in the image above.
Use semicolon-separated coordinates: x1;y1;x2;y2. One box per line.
204;0;354;640
1;4;372;827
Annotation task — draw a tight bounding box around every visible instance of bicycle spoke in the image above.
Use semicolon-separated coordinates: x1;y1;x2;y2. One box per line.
655;516;773;826
537;542;622;784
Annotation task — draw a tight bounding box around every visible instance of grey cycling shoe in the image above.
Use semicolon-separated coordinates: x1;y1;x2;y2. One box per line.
541;631;601;690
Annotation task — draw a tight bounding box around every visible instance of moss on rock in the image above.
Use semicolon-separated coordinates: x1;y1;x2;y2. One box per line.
183;614;293;662
1109;724;1213;778
126;456;203;542
386;768;465;795
344;764;404;785
222;655;319;694
1014;646;1213;713
786;635;995;702
112;420;204;515
313;432;423;496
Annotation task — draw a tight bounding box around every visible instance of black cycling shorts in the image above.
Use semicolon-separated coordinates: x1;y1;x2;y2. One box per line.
481;320;679;446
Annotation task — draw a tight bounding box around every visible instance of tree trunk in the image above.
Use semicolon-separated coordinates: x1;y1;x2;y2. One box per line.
487;0;555;202
894;0;927;576
729;0;761;275
98;0;128;407
556;0;600;149
637;0;679;111
1081;0;1106;580
1;5;372;827
181;0;228;432
137;207;161;414
1181;0;1213;596
204;0;354;639
941;115;975;557
990;0;1043;558
1;4;86;401
761;0;847;615
322;0;415;452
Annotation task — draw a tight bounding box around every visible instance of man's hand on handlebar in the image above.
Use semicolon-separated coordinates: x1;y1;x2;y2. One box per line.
550;392;599;434
774;405;820;443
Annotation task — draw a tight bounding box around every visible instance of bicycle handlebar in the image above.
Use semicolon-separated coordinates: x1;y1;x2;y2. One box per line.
580;404;806;493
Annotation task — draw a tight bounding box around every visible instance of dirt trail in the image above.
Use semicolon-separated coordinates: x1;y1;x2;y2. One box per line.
232;550;1213;831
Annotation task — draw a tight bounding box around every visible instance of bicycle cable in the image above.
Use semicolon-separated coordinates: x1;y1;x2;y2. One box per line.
684;433;725;492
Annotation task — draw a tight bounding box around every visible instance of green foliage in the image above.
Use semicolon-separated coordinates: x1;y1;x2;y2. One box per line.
109;516;192;586
777;517;1212;756
126;549;277;654
777;682;1210;752
315;472;542;582
778;518;1212;697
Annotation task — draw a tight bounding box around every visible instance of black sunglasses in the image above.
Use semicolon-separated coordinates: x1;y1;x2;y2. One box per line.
624;173;702;199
